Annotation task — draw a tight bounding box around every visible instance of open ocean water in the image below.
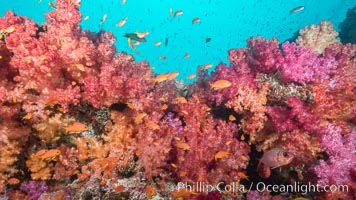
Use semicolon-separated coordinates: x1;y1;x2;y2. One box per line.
1;0;355;82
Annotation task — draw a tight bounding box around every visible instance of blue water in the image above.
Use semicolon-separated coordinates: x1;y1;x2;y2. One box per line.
1;0;354;83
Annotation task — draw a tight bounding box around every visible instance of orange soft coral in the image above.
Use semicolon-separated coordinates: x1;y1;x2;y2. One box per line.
225;82;269;141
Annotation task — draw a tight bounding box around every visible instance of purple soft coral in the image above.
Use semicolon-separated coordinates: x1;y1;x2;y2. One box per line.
20;181;48;200
314;125;356;186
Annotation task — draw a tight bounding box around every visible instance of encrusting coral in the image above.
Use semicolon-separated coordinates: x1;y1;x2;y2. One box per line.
0;0;355;199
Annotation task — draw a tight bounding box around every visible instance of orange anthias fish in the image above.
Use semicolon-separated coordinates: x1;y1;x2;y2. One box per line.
116;17;128;27
159;56;167;60
167;71;179;80
171;189;199;198
146;121;160;130
186;74;196;79
192;17;201;24
41;149;61;161
237;172;249;181
257;148;294;178
136;31;149;38
154;41;162;46
7;178;20;185
1;26;16;34
65;122;89;134
210;80;232;90
154;73;169;83
175;142;190;151
183;53;190;58
114;185;125;192
145;185;156;198
203;63;213;69
48;2;56;9
214;151;229;161
228;115;236;121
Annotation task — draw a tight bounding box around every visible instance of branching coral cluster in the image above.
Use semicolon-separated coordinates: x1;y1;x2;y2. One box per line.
0;0;355;199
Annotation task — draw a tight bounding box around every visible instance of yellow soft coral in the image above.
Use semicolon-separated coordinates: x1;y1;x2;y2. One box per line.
0;137;20;188
26;153;54;180
296;21;339;54
33;113;75;144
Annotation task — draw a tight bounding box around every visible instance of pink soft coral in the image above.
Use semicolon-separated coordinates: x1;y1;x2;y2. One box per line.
247;37;283;73
314;125;356;186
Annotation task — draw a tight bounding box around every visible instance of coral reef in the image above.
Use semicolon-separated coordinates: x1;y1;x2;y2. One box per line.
296;21;339;54
0;0;355;199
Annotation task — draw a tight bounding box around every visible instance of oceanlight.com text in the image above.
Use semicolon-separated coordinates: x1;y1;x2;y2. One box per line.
176;181;349;195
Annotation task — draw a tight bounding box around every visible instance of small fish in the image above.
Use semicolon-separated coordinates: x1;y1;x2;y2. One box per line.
167;71;179;80
205;38;211;43
154;41;161;46
1;26;15;34
65;122;89;134
48;2;56;9
203;63;213;69
44;96;58;107
34;149;47;157
214;151;229;160
186;74;196;79
174;10;184;17
154;74;169;83
228;115;236;121
116;17;128;27
237;172;249;180
161;104;168;110
73;63;85;71
290;6;304;13
22;113;33;120
171;189;199;198
165;38;168;46
136;31;149;38
169;8;173;17
145;185;156;198
192;17;201;24
146;122;160;130
294;198;310;200
159;56;167;60
175;96;187;104
83;16;89;20
41;149;61;161
127;37;136;50
257;148;294;178
175;142;190;151
183;53;190;58
123;54;133;61
124;33;147;42
134;112;147;124
210;80;232;90
7;178;20;185
114;185;125;192
101;14;108;25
